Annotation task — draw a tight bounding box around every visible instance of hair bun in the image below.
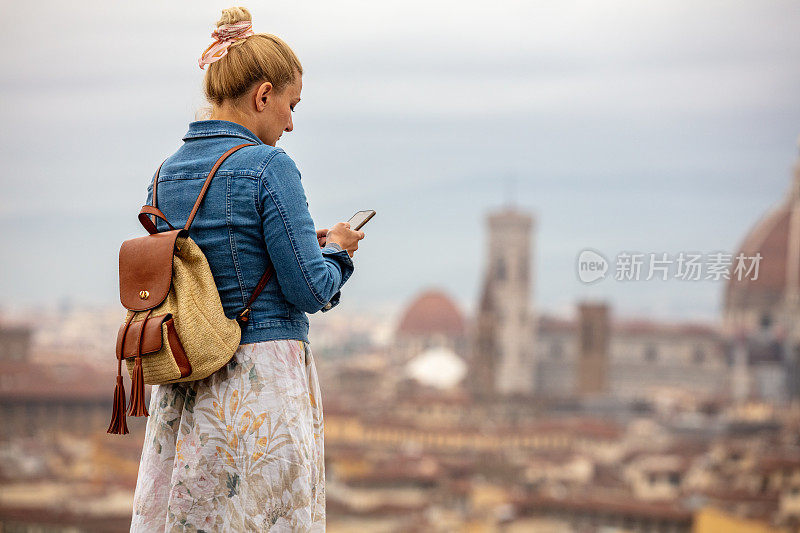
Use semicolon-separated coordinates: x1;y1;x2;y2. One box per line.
216;6;251;27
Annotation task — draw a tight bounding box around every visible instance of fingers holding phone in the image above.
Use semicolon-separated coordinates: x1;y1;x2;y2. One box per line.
333;222;365;257
327;221;365;257
325;210;374;258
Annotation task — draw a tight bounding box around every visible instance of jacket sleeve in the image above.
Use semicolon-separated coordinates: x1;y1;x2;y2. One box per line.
257;150;354;314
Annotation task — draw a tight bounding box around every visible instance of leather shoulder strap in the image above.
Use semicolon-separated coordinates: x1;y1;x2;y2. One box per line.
149;160;166;226
184;143;256;231
148;142;272;325
236;264;275;324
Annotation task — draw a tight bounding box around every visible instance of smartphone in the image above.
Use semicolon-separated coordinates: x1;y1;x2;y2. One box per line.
347;210;376;231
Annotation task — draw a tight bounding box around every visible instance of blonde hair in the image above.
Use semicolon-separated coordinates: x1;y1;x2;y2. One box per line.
203;7;302;108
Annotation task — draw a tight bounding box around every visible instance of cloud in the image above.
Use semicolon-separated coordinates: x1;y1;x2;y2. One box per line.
0;0;799;318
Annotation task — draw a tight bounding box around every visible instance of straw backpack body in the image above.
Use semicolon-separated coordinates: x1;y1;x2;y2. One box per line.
108;143;273;435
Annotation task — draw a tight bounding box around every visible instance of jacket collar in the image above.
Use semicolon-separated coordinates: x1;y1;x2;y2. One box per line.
182;120;264;145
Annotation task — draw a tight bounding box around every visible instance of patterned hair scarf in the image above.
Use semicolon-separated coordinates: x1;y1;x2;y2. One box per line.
198;21;255;70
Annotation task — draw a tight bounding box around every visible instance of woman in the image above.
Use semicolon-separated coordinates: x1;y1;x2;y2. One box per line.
129;7;364;532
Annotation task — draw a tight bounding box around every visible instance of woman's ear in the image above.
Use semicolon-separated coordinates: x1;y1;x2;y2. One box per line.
255;81;273;111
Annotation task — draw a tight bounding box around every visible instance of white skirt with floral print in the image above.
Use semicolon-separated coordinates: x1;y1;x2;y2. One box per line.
129;339;325;532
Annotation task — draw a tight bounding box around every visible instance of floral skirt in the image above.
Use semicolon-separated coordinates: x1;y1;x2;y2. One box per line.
129;339;325;532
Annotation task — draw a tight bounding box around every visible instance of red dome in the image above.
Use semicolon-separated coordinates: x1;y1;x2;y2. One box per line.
725;200;797;308
725;148;800;316
397;289;465;338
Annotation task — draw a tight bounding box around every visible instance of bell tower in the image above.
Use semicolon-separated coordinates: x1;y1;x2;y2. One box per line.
470;207;537;396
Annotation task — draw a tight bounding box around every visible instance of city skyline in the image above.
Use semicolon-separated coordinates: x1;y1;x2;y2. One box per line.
1;1;799;323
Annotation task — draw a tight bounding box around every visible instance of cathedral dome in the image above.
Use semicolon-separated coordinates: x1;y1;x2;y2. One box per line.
725;204;795;305
724;144;800;334
396;289;465;338
725;154;800;312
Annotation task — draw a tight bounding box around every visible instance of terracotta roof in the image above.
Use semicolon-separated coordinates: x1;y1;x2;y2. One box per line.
612;319;719;337
0;506;133;531
728;204;792;298
514;495;692;521
726;155;800;310
0;359;134;402
757;455;800;474
396;289;465;338
538;315;577;333
326;499;427;516
539;314;719;337
401;390;471;406
327;411;622;441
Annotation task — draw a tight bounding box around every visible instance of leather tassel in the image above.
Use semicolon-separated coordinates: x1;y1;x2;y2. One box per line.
128;309;151;417
128;355;149;417
110;311;135;434
107;375;129;434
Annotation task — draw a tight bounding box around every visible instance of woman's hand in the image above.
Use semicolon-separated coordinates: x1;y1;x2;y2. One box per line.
316;228;328;247
326;222;365;258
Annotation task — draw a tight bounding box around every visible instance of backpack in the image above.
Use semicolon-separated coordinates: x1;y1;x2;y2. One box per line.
108;143;273;435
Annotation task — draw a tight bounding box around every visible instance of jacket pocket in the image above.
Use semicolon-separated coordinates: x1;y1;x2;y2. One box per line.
249;287;292;325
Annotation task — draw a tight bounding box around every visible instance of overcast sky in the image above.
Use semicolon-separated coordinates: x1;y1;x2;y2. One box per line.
1;0;799;323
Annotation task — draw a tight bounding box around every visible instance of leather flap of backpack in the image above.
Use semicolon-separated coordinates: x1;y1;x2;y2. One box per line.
116;313;171;360
119;229;187;311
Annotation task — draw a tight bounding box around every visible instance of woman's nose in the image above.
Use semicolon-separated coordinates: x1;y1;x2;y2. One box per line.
285;116;293;132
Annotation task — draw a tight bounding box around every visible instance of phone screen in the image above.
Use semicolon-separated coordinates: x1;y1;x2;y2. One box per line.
347;210;375;231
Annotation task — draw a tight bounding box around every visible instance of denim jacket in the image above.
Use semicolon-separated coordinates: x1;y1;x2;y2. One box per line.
145;120;354;345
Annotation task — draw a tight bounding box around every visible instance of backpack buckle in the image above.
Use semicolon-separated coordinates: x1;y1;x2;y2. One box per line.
236;308;251;324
